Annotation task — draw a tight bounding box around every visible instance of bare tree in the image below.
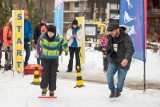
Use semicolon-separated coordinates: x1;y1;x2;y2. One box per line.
87;0;96;19
102;0;107;22
39;0;42;13
0;0;2;8
0;0;3;25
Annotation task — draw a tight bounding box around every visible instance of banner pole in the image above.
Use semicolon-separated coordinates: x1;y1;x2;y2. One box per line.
143;0;147;93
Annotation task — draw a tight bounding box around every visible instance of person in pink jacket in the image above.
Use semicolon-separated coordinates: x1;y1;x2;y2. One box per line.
99;32;109;72
3;17;12;70
36;25;47;65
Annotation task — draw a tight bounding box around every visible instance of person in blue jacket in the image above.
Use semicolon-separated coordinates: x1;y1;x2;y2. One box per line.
24;10;33;67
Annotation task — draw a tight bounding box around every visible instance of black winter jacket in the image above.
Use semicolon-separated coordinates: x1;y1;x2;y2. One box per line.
34;23;47;45
107;29;134;70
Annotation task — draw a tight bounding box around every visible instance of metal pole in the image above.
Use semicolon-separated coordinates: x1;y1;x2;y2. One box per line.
143;0;148;93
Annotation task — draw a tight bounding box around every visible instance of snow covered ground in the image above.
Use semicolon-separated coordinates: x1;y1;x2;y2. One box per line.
0;48;160;107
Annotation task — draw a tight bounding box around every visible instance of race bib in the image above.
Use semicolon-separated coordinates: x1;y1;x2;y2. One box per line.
113;44;118;52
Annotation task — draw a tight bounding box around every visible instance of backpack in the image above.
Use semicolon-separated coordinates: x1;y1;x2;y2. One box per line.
0;27;4;43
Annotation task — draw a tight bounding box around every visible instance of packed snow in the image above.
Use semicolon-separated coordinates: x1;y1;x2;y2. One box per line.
0;47;160;107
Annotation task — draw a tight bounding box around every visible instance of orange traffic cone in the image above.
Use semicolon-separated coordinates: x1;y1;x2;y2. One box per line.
74;66;85;88
31;64;40;85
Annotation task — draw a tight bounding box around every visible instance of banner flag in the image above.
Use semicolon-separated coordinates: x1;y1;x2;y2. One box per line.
54;0;63;36
12;10;24;72
119;0;146;62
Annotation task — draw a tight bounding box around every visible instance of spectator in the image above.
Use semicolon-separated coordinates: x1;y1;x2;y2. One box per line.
36;25;47;65
3;17;12;70
99;32;109;73
24;10;33;67
66;19;82;72
34;18;47;45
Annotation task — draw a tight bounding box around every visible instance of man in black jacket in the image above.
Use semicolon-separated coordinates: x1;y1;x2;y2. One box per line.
34;18;47;45
106;22;134;98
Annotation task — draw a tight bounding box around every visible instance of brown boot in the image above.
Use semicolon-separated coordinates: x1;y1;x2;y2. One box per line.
109;91;116;98
42;88;47;96
49;90;54;96
115;93;121;97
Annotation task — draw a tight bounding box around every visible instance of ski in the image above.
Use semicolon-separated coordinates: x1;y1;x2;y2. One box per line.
38;96;57;98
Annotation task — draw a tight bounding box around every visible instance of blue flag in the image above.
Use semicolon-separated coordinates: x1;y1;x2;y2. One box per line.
119;0;146;62
54;0;63;36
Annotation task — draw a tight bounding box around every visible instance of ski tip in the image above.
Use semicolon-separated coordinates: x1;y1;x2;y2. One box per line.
38;96;57;98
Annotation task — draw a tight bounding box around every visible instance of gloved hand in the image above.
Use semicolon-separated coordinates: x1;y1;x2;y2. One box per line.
59;50;62;56
102;47;107;55
0;42;2;47
7;46;10;50
102;51;107;55
65;52;68;56
25;38;30;42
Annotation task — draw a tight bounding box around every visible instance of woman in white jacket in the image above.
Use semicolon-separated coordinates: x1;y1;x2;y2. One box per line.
66;19;82;72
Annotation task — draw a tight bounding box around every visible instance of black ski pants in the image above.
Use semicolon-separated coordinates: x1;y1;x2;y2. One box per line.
40;58;58;91
67;47;81;71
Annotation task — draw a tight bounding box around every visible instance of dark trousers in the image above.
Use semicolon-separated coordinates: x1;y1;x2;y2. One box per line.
67;47;81;71
40;58;58;91
37;58;41;65
24;43;30;66
0;45;2;64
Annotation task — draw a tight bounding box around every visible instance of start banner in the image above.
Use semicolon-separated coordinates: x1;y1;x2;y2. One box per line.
12;10;24;72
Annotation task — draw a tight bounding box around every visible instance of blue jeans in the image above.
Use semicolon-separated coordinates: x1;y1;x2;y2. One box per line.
106;63;128;93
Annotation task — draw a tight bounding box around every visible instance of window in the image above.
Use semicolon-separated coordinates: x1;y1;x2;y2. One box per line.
75;2;79;8
149;23;154;34
110;3;118;10
64;2;70;10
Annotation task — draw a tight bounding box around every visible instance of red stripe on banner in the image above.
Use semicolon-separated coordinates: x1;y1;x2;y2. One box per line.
144;0;147;51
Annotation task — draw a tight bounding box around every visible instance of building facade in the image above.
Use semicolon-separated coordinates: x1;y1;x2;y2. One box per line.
147;0;160;41
63;0;120;24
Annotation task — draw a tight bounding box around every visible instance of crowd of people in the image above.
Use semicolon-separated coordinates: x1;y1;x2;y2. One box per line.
0;10;136;98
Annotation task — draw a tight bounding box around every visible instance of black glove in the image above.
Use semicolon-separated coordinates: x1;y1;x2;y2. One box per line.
0;42;2;47
97;46;102;51
65;52;68;56
59;51;62;56
102;51;107;55
25;38;29;42
7;46;10;50
59;45;63;56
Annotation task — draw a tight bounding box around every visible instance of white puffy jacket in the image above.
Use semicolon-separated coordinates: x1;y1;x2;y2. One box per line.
66;28;82;47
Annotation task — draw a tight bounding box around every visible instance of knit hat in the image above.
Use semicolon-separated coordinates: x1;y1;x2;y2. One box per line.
41;18;47;21
47;25;56;33
72;19;78;25
107;22;119;31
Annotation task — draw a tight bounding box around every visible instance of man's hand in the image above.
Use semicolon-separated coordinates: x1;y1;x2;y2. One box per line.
121;59;128;67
